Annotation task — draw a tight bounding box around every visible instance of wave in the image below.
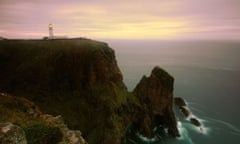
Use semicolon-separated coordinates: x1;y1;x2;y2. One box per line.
126;98;239;143
185;102;240;135
183;103;240;135
204;116;240;134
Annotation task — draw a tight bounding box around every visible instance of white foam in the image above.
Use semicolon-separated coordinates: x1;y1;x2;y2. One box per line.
177;121;184;137
178;123;195;144
189;123;210;135
136;132;159;143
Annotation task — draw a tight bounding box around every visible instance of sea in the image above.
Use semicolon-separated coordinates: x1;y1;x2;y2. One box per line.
105;39;240;144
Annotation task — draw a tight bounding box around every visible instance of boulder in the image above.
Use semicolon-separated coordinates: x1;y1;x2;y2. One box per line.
190;118;201;127
174;97;187;107
179;106;191;117
0;122;27;144
44;115;87;144
66;130;86;144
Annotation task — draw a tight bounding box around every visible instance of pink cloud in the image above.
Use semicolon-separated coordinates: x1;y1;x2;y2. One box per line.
1;0;240;39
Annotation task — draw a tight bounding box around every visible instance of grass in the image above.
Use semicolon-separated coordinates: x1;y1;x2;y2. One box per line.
24;123;63;144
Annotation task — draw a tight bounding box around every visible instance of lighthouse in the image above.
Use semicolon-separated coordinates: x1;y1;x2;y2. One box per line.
48;23;54;39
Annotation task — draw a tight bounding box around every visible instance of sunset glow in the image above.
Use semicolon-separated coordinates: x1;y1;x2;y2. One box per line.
0;0;240;39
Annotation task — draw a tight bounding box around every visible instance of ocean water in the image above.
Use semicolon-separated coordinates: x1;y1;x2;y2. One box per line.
106;39;240;144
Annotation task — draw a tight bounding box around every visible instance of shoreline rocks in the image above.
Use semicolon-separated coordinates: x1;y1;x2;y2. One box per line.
174;97;187;107
179;106;191;117
190;118;201;127
174;97;202;128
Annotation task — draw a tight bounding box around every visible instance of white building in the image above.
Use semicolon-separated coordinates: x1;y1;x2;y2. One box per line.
49;23;54;39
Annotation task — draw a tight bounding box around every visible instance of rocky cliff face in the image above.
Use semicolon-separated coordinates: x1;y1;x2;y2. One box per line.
132;67;179;138
0;39;179;144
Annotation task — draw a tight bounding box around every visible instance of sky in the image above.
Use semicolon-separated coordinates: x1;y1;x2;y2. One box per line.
1;0;240;40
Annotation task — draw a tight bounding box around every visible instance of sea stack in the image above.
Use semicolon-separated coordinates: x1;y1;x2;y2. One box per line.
133;66;180;138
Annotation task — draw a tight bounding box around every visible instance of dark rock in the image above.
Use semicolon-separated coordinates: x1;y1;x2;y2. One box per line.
174;97;187;107
179;106;191;117
174;98;203;128
66;130;87;144
190;118;201;127
133;66;180;138
0;122;27;144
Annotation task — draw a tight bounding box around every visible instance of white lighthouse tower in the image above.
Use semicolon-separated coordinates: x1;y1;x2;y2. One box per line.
48;23;54;39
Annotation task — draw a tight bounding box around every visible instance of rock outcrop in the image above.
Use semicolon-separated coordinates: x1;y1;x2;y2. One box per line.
174;97;187;107
179;106;191;117
190;118;201;127
132;66;180;138
0;122;27;144
41;115;87;144
174;97;202;128
0;93;86;144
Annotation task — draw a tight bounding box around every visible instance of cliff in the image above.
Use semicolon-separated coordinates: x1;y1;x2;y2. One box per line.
0;39;133;143
0;39;179;143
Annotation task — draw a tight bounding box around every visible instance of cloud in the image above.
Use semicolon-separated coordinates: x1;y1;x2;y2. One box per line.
53;3;194;39
1;0;240;39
